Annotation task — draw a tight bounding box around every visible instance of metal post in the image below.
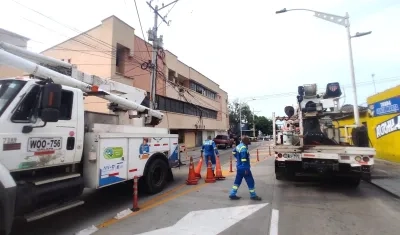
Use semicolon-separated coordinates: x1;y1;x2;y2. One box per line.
146;0;178;109
272;112;276;145
345;12;361;127
298;107;304;146
371;73;377;94
253;108;256;137
239;100;242;136
149;6;159;109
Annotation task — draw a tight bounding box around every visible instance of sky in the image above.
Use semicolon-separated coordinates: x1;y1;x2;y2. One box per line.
1;0;400;118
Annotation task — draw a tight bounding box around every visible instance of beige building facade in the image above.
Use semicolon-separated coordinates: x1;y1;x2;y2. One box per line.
9;16;229;148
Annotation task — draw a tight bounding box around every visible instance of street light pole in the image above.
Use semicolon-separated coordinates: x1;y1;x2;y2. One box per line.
238;98;256;137
275;8;372;127
345;12;361;126
239;99;242;137
253;108;260;137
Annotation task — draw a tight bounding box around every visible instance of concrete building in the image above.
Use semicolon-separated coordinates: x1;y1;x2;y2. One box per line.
41;15;229;148
334;85;400;163
0;28;30;78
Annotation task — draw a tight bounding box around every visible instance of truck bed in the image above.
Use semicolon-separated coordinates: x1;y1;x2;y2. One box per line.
272;144;376;156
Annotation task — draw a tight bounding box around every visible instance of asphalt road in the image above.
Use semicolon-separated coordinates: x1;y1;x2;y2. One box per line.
9;143;251;235
12;141;400;235
93;143;400;235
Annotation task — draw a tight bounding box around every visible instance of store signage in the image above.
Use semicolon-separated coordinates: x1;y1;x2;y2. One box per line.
375;114;400;138
369;97;400;117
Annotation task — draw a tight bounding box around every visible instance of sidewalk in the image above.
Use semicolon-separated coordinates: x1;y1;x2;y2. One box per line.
370;158;400;198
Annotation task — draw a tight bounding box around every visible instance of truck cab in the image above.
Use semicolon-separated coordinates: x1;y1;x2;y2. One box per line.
0;78;84;171
0;78;85;233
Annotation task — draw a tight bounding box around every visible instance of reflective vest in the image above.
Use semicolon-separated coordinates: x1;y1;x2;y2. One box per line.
235;143;250;169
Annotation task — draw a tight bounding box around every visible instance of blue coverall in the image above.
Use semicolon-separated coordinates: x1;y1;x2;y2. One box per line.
229;142;259;199
201;139;219;171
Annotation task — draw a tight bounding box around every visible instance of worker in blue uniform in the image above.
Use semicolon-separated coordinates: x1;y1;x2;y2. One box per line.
201;136;219;174
229;136;262;200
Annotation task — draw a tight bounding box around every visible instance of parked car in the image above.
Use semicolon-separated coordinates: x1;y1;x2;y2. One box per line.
213;135;234;149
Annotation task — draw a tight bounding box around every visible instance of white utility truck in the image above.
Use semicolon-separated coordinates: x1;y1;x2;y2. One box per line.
272;83;375;186
0;42;179;235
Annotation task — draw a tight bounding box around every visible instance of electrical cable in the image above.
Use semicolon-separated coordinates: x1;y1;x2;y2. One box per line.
132;0;152;58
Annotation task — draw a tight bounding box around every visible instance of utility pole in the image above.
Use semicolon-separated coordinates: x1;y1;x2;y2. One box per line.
252;108;260;137
146;0;179;109
371;73;377;94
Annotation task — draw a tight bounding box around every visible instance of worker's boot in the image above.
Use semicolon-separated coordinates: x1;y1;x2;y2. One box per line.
229;187;240;200
229;195;241;200
250;190;262;201
250;195;262;201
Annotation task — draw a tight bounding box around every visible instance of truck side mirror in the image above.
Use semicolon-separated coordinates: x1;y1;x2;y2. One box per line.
41;83;62;122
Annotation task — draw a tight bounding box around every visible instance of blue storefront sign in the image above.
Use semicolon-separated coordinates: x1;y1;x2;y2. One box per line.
375;114;400;139
368;96;400;117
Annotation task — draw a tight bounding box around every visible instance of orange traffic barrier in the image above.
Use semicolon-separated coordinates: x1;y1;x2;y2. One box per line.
194;153;203;179
256;149;260;162
186;156;198;185
204;157;216;183
215;155;226;180
229;154;234;172
131;176;140;212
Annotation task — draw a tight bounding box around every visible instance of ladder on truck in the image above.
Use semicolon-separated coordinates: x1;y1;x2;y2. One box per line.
0;41;163;126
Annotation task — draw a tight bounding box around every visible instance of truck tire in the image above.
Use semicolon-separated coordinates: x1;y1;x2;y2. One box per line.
362;172;371;181
224;144;228;149
275;172;284;180
145;159;168;194
346;176;361;188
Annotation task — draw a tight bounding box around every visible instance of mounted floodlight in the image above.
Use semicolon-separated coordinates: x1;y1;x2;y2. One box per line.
284;106;295;118
297;85;304;96
323;82;342;99
303;84;317;97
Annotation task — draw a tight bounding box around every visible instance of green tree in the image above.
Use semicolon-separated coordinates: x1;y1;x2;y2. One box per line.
229;99;273;136
254;116;273;136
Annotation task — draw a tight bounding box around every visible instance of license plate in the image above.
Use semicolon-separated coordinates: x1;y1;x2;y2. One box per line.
28;137;62;152
285;153;301;160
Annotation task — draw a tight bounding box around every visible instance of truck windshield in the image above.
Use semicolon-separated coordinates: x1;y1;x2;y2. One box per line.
0;80;26;117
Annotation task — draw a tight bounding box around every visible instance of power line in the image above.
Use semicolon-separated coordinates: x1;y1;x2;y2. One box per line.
10;0;223;118
132;0;151;58
233;76;400;101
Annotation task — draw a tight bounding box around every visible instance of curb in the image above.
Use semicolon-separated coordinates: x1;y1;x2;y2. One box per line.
365;180;400;199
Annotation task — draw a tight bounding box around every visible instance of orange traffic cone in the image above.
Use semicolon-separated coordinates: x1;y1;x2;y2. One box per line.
215;155;226;180
186;156;198;185
205;157;216;183
194;153;203;179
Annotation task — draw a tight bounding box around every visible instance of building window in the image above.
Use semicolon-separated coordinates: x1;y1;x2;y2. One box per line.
156;95;217;119
116;44;127;74
189;81;216;100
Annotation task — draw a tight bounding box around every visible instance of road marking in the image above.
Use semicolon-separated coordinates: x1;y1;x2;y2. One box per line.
95;152;267;230
269;209;279;235
75;225;98;235
135;203;269;235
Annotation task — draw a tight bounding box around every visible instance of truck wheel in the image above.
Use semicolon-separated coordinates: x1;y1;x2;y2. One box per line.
347;176;361;188
362;172;371;181
275;172;284;180
145;159;168;194
224;144;228;149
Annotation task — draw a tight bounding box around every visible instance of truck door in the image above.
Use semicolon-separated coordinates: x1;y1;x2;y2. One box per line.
0;84;79;171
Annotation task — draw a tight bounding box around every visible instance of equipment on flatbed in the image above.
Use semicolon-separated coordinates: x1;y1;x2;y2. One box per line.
272;82;375;186
0;41;179;235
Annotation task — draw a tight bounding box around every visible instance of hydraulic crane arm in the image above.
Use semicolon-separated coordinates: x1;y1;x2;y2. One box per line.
0;41;164;121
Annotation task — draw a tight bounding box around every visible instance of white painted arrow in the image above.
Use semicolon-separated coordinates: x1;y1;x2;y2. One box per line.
135;203;268;235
